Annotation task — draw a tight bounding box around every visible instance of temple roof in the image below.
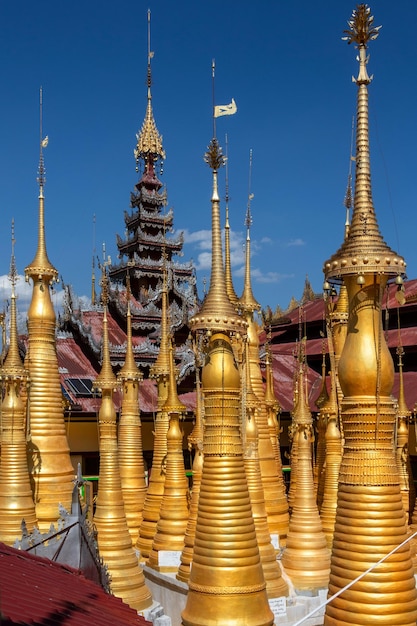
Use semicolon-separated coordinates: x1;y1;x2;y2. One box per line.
0;542;151;626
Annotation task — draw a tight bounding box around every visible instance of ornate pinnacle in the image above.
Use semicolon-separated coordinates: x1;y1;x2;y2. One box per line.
342;4;381;47
204;137;226;171
343;4;381;85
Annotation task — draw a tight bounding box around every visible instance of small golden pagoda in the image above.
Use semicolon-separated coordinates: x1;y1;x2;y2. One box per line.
137;265;170;559
93;267;152;611
177;351;204;583
318;375;342;550
243;339;288;598
264;339;284;483
25;97;74;528
281;361;330;590
395;343;413;523
117;275;147;543
323;6;417;623
148;340;189;572
182;136;273;626
0;226;37;544
239;184;289;545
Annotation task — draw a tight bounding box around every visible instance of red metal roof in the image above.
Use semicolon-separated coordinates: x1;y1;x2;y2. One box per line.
0;542;151;626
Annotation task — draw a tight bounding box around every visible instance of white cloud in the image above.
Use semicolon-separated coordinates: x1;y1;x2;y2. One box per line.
0;274;66;335
234;266;293;284
285;238;305;247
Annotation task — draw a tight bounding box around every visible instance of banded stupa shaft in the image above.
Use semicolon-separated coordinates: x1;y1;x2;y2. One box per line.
25;128;73;527
117;289;147;542
323;6;417;624
281;364;330;590
137;268;170;558
93;276;152;611
0;240;37;544
148;341;189;571
182;333;273;626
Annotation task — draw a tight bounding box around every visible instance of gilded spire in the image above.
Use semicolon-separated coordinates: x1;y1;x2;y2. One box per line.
134;9;165;171
190;137;246;334
224;134;239;307
0;224;37;544
324;5;405;284
239;149;260;314
25;88;57;283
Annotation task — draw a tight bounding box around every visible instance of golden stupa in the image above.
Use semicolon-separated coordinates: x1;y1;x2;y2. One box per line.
0;226;37;544
117;276;147;543
183;135;273;626
92;267;152;611
323;5;417;624
148;340;189;572
24;95;74;528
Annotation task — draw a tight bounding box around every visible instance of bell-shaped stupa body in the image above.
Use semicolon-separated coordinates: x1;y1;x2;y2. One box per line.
117;294;147;542
323;7;417;624
25;131;74;528
93;289;152;611
0;246;37;544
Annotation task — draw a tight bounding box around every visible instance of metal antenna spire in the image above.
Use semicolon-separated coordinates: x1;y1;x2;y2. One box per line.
245;149;254;231
344;116;355;239
37;87;48;189
147;9;153;96
212;59;216;139
9;219;17;290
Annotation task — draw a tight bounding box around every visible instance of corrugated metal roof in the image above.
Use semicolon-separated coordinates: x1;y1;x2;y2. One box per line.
0;542;151;626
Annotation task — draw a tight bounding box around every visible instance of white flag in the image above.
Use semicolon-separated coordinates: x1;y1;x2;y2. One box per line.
214;98;237;118
41;136;49;148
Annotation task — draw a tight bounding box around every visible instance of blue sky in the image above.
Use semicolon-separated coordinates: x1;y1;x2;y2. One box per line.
1;1;417;319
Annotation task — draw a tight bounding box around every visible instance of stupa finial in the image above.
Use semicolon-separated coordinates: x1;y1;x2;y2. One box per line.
239;149;260;314
134;9;165;172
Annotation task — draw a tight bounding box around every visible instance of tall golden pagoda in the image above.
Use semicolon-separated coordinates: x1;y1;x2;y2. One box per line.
148;340;189;572
239;177;289;545
92;266;152;611
183;134;273;626
264;339;284;482
281;361;330;590
0;225;37;545
117;274;147;542
323;6;417;624
25;92;74;528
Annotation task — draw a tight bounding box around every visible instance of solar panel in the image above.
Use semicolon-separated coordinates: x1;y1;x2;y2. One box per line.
66;378;94;397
